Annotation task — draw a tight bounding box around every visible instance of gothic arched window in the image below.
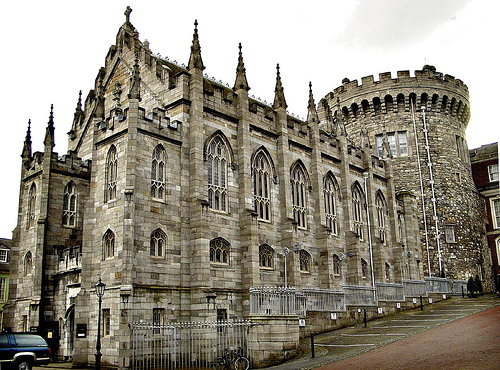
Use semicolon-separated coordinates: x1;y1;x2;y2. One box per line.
252;151;272;221
63;181;77;227
332;254;341;276
259;244;274;269
210;238;230;264
361;258;368;278
324;174;339;235
352;184;364;239
103;229;115;260
207;136;228;212
299;250;311;273
291;163;308;229
151;145;166;200
150;229;166;258
376;192;387;243
28;183;36;228
24;251;32;276
105;145;117;202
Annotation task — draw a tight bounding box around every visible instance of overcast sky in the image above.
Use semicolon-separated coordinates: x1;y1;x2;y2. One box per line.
1;0;498;237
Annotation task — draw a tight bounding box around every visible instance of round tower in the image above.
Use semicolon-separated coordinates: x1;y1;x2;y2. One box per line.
325;65;490;284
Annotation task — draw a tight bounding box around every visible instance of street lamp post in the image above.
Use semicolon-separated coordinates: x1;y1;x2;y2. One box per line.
280;244;300;288
95;277;106;370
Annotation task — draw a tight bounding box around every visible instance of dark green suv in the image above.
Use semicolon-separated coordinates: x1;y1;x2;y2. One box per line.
0;333;50;370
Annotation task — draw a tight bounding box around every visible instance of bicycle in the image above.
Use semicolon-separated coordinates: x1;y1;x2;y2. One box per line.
213;346;250;370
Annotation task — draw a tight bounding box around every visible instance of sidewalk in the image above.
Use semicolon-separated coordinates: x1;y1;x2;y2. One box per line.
263;295;500;370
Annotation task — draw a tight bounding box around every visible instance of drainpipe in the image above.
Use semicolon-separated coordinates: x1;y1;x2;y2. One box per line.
363;172;376;301
411;101;432;278
421;106;443;276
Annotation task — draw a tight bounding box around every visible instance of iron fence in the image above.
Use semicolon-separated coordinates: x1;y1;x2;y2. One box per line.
425;277;450;293
249;286;296;315
130;319;253;370
375;282;404;301
343;285;377;306
302;287;346;312
402;279;428;297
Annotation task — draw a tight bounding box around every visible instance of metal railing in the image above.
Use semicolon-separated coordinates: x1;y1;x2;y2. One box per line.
249;286;296;315
402;279;428;297
425;277;450;293
375;282;404;301
130;319;253;370
448;279;467;296
343;285;377;306
302;288;346;312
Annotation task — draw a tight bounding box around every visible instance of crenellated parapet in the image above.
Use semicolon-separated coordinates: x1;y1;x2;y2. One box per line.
327;65;470;130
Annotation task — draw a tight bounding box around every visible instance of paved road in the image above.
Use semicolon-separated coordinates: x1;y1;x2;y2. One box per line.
265;295;499;370
317;304;500;370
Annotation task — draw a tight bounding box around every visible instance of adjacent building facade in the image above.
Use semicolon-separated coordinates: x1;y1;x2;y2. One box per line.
470;142;499;291
4;8;491;368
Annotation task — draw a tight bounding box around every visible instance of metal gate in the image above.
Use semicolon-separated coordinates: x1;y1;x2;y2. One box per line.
131;319;254;369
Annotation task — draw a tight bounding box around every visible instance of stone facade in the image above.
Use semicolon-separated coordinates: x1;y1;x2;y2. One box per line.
5;8;489;368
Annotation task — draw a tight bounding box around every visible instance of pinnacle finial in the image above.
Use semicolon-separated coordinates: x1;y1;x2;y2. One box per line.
22;119;32;158
44;105;55;149
188;19;205;70
233;42;250;91
307;82;319;124
273;63;287;109
128;53;141;101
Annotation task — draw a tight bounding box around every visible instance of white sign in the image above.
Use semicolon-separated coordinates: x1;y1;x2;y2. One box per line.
357;308;362;313
299;319;306;327
377;307;383;314
396;302;401;309
413;298;417;304
429;298;433;304
442;294;447;300
331;312;337;320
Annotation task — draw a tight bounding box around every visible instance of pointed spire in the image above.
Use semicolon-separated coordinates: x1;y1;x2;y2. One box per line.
273;64;287;109
188;20;205;70
22;120;32;158
69;91;83;139
44;105;55;149
233;43;250;91
306;82;319;124
128;54;142;101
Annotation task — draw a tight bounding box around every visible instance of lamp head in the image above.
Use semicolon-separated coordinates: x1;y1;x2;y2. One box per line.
95;277;106;298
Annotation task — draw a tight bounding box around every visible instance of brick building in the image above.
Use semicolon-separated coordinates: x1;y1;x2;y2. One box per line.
4;8;490;368
470;142;499;291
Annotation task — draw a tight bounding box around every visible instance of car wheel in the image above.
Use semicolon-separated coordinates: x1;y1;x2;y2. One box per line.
17;360;32;370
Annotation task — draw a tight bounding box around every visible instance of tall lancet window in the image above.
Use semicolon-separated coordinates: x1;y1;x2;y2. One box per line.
375;192;387;243
324;174;339;235
28;183;37;228
352;184;364;239
151;145;166;200
105;145;117;203
24;251;33;276
252;151;271;221
103;229;115;260
291;163;308;229
63;181;77;227
207;136;228;212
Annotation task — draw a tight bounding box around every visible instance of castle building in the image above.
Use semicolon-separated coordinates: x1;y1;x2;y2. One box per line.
325;67;490;282
5;8;490;368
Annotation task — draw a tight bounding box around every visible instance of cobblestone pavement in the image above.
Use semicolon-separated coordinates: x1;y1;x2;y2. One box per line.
263;295;500;370
34;295;499;370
